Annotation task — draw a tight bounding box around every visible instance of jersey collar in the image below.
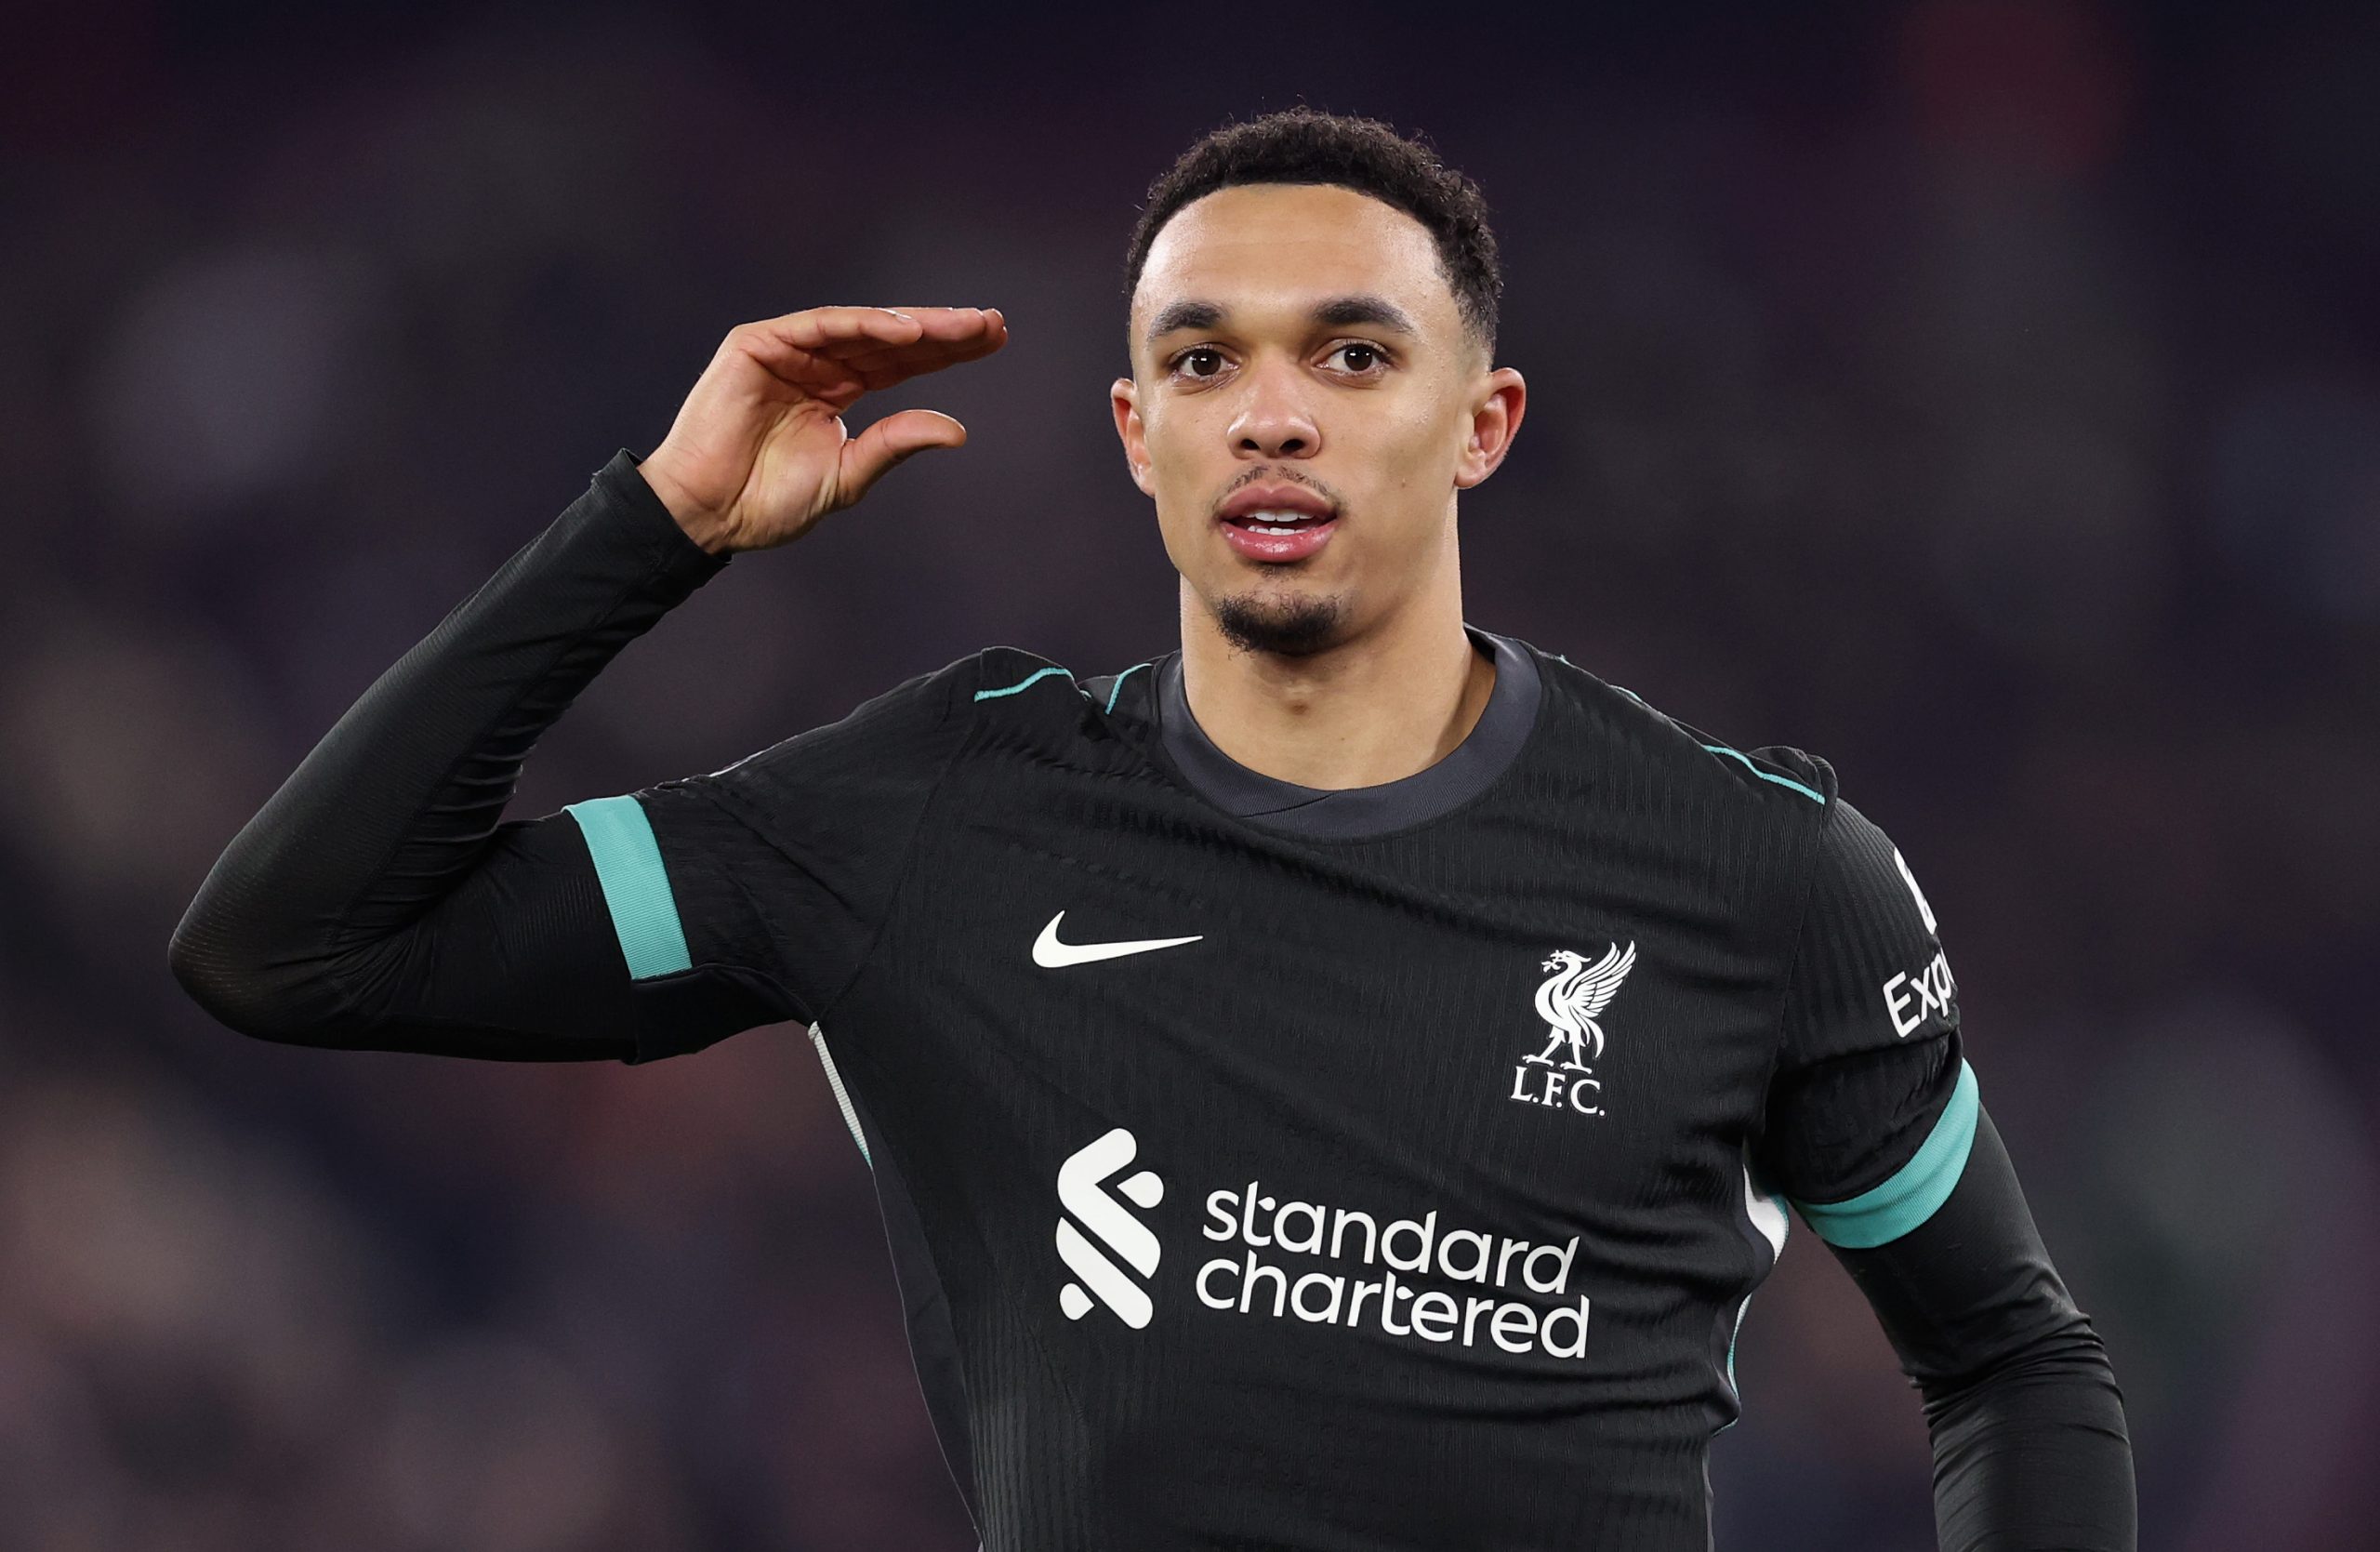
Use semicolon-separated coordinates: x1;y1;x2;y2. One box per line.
1151;626;1542;841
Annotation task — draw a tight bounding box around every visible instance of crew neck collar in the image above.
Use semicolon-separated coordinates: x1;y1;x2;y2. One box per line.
1153;626;1541;841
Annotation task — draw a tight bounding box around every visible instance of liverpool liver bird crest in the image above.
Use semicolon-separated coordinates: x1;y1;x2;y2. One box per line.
1526;943;1636;1070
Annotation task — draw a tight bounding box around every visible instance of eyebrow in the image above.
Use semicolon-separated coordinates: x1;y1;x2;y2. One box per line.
1146;299;1225;341
1144;293;1421;346
1312;294;1419;334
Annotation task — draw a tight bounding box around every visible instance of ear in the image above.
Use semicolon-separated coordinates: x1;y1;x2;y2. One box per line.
1111;376;1154;496
1453;367;1527;490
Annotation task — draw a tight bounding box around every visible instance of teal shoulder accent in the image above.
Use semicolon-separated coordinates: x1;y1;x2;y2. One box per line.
1700;742;1825;803
973;664;1072;702
1552;658;1814;800
1792;1061;1980;1249
1534;644;1645;707
565;795;694;980
1104;660;1152;713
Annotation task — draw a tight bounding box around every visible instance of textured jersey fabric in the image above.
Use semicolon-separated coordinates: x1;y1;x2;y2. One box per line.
635;636;1966;1551
171;454;2134;1551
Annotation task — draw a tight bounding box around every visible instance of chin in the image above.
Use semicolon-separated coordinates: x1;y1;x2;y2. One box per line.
1211;588;1352;657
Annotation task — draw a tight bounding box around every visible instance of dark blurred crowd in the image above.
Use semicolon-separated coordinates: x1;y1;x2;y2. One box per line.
2;2;2374;1547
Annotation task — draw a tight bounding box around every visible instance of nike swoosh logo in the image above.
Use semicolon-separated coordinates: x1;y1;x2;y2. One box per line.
1032;911;1203;968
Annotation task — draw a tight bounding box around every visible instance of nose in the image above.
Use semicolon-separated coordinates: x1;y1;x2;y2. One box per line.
1225;357;1319;460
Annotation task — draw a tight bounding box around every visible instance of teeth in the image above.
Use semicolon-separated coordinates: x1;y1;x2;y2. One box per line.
1236;509;1327;534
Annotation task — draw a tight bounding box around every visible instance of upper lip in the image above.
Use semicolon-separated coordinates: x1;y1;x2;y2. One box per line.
1217;484;1337;524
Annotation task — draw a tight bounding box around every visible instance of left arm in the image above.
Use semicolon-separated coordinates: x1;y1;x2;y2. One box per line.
1818;1078;2135;1549
1752;789;2135;1551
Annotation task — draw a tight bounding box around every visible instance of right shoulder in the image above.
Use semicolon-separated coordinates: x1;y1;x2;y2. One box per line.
967;646;1080;710
840;644;1094;720
696;644;1088;783
693;645;1155;818
681;650;992;805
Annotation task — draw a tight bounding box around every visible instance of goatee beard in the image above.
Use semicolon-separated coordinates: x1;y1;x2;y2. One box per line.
1213;591;1348;657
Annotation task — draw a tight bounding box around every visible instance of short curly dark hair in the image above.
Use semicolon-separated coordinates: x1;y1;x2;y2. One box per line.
1124;108;1502;354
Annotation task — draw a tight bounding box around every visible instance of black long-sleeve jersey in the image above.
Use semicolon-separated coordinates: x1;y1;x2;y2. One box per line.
172;454;2135;1551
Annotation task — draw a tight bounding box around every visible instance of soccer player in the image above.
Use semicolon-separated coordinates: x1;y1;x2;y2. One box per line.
172;110;2135;1549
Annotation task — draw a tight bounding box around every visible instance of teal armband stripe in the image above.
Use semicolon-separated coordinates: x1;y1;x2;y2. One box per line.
1792;1059;1979;1249
565;795;693;980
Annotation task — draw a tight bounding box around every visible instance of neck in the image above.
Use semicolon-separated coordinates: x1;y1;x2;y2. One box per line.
1176;568;1494;791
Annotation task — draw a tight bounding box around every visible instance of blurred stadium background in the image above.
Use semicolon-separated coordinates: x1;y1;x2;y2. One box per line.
3;1;2374;1546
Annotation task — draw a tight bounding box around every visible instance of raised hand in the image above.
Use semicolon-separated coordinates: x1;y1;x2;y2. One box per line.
636;305;1009;554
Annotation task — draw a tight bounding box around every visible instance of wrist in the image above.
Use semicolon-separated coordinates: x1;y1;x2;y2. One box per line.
633;452;736;555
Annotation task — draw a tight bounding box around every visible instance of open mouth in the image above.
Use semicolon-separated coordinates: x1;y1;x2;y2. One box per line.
1216;487;1341;563
1219;510;1338;562
1229;511;1329;537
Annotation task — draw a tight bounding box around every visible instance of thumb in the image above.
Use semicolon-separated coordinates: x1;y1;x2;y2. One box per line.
838;408;968;504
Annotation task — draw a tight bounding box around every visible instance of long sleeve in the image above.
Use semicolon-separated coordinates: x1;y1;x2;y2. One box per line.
1750;793;2134;1547
168;451;761;1062
1831;1108;2136;1550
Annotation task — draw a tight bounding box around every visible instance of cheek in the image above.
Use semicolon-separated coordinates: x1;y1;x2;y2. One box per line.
1356;391;1464;490
1142;404;1223;508
1137;412;1211;560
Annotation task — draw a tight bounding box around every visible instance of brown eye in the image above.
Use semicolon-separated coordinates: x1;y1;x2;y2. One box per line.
1333;343;1383;373
1181;349;1225;378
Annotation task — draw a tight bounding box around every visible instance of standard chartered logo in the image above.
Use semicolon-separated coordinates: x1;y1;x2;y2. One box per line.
1053;1128;1596;1360
1056;1128;1166;1329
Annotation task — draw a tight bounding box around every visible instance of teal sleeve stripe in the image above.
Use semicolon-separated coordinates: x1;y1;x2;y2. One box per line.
1792;1060;1980;1249
565;795;694;980
973;665;1072;701
1700;743;1825;803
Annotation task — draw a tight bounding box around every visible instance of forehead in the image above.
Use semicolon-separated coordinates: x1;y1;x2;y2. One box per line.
1133;183;1457;336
